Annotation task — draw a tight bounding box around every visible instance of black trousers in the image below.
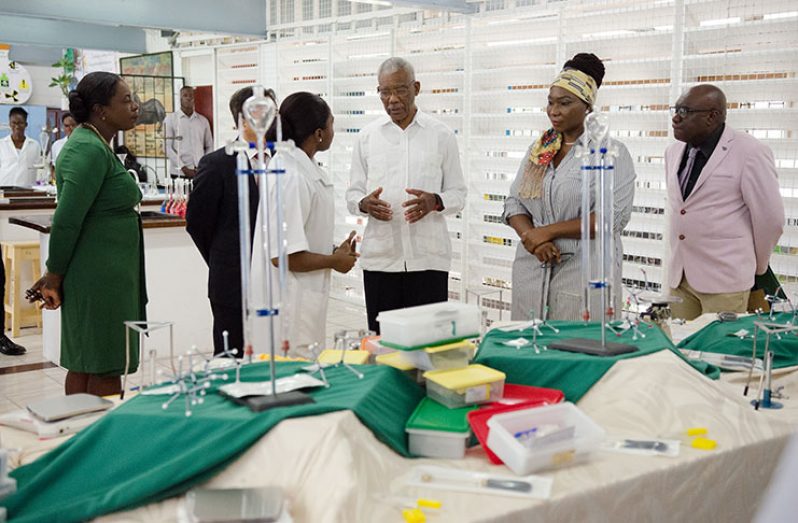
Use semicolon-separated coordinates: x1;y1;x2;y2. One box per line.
210;302;245;357
363;270;448;334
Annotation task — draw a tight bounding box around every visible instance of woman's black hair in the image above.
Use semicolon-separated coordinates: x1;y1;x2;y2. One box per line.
563;53;605;88
267;92;330;145
68;72;122;123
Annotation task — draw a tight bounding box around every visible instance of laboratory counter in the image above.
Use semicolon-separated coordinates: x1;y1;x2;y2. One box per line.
0;196;163;211
9;210;211;364
0;185;42;198
9;211;186;232
1;196;164;241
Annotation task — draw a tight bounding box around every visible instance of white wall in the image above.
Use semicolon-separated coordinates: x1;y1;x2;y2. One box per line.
24;64;63;108
180;51;214;86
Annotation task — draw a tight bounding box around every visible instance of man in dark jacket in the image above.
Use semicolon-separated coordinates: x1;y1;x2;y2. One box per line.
185;86;266;355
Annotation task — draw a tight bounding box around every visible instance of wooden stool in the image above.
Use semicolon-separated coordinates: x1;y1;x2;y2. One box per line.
2;240;42;337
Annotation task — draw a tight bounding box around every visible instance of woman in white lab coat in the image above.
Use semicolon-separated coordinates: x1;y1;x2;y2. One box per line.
252;92;357;357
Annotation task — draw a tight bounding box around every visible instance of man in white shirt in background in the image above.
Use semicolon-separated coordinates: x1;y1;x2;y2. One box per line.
163;86;213;178
346;57;467;333
50;112;77;167
0;106;41;187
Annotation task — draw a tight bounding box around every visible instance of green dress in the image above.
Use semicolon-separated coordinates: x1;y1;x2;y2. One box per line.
48;127;147;375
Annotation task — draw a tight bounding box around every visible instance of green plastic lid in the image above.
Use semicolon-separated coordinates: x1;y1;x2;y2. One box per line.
406;397;477;433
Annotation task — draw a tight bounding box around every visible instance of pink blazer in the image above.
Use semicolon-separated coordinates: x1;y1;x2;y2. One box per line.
666;126;784;293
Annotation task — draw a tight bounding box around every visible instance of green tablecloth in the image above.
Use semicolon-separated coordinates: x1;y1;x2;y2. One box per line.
3;362;423;523
677;312;798;368
475;321;719;402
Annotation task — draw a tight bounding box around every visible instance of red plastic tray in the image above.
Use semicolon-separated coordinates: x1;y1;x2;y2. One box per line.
467;384;565;464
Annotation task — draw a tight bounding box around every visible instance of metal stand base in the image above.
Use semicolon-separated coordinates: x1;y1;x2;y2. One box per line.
549;338;637;357
753;390;784;410
235;390;313;412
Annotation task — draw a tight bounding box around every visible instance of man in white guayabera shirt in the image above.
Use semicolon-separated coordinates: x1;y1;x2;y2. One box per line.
346;57;467;334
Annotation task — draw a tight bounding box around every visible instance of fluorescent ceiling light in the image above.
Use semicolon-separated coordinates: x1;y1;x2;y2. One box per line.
764;11;798;20
485;36;556;47
487;12;557;25
349;52;391;59
583;29;636;38
700;16;741;27
654;25;673;31
346;31;391;40
348;0;393;6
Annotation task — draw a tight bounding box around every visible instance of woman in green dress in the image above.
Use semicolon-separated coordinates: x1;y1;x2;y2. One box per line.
27;72;146;396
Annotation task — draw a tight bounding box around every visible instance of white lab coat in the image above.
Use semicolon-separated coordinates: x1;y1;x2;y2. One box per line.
250;144;335;356
0;135;41;186
51;136;68;165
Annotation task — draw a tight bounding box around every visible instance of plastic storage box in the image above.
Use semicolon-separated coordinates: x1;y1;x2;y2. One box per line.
486;402;605;475
468;384;566;464
406;398;477;459
317;350;370;365
377;302;480;350
399;340;475;371
424;364;506;409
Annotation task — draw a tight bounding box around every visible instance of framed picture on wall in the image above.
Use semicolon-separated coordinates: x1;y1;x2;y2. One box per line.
121;74;183;159
119;51;174;78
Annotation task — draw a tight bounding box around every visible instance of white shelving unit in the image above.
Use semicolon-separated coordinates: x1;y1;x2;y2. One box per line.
178;0;798;322
214;44;262;146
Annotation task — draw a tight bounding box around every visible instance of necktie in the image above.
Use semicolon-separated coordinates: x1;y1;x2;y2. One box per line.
678;147;699;198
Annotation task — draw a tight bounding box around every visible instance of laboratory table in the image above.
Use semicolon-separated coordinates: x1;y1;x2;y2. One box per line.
2;320;797;522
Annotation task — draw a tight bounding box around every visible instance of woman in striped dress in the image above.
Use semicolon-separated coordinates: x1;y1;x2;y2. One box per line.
503;53;636;321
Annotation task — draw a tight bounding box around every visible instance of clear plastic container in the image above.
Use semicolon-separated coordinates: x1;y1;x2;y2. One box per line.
398;340;475;371
468;384;566;464
406;398;476;459
486;402;605;475
424;364;506;409
377;302;481;350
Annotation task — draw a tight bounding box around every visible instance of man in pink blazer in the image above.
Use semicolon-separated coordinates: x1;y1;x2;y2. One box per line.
666;84;784;320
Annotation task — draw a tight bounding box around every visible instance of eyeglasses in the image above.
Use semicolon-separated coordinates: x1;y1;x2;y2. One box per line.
669;106;716;118
377;83;414;100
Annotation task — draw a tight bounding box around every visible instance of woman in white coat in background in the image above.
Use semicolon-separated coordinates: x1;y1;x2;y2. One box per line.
252;92;358;357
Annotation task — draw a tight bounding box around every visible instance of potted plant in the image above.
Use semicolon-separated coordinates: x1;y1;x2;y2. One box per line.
49;48;77;98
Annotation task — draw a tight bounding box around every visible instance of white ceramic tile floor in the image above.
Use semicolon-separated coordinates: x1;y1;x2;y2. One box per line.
0;297;367;415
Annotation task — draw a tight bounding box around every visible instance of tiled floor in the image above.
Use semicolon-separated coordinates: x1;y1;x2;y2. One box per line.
0;297;367;415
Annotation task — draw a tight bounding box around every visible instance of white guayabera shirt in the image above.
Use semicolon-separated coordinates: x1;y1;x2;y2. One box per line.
346;110;467;273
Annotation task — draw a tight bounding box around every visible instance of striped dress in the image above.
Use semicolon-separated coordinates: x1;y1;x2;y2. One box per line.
503;136;636;321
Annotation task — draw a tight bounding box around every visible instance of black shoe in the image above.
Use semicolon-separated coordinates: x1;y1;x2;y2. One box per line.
0;334;26;356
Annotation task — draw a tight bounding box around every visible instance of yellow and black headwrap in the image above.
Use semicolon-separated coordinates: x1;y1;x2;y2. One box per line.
517;69;599;199
551;68;598;107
